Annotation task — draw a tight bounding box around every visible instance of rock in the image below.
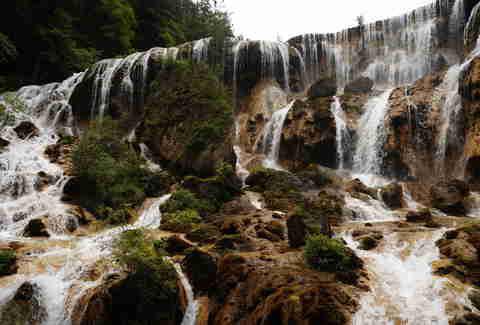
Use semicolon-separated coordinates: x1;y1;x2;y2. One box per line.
0;137;10;150
0;249;17;276
430;180;470;215
358;234;383;250
144;171;175;197
44;143;61;162
297;165;343;189
65;216;78;233
405;209;433;222
307;77;337;99
380;183;405;209
221;219;244;235
23;218;49;237
0;282;47;325
165;235;194;255
344;77;374;94
14;121;39;139
255;224;282;242
186;225;221;245
469;289;480;310
182;249;217;293
452;312;480;325
265;220;285;239
34;171;56;191
438;239;477;266
286;213;306;248
69;206;95;225
345;178;376;197
196;296;210;325
62;177;85;202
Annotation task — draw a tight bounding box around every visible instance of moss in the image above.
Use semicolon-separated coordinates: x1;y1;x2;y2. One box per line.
160;209;201;233
304;235;357;273
0;249;16;276
161;189;215;217
186;224;221;244
58;135;75;145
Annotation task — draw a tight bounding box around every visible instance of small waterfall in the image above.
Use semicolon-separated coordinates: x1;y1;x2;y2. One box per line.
435;64;462;175
291;46;307;89
119;52;143;112
330;96;350;169
262;101;295;169
232;40;247;102
353;90;393;180
192;37;211;62
345;230;471;324
233;120;250;185
450;0;465;38
300;34;320;85
344;193;396;222
139;143;162;172
173;263;199;325
464;2;480;48
90;58;123;119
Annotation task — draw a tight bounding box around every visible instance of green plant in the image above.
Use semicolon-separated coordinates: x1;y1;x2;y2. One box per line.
161;209;202;233
304;235;356;273
161;189;215;216
0;249;16;276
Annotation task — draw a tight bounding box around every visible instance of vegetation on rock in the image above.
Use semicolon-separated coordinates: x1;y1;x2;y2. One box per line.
304;234;358;273
0;249;17;276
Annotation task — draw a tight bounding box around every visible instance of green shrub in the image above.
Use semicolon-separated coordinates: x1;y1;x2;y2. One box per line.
161;189;215;217
161;209;201;233
72;118;154;223
113;229;179;323
304;235;356;273
0;249;16;276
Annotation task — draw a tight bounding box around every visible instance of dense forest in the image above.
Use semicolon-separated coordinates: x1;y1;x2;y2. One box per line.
0;0;232;91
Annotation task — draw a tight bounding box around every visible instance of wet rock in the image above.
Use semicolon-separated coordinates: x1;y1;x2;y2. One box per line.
345;178;377;198
14;121;39;139
69;206;95;225
0;137;10;151
307;77;337;99
358;233;383;250
12;211;28;222
0;249;17;276
44;143;61;162
62;177;85;202
186;224;221;245
0;282;47;325
297;165;343;189
196;296;210;325
452;312;480;325
165;235;194;255
405;208;433;223
469;289;480;310
286;213;306;248
344;77;374;94
34;171;56;191
182;248;217;293
380;183;405;209
255;224;282;242
280;99;337;169
220;195;257;215
23;218;50;237
430;179;470;215
144;171;175;197
265;220;285;239
65;216;78;233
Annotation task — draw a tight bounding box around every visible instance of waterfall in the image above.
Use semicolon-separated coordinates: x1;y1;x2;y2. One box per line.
464;2;480;48
330;96;350;169
90;59;123;119
259;41;290;92
262;101;295;170
435;64;462;175
345;230;472;324
450;0;465;38
192;37;211;62
173;263;199;325
353;90;394;180
292;46;307;89
232;40;247;102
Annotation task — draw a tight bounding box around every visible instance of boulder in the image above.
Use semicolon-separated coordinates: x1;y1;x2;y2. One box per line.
430;180;470;215
286;213;306;248
182;249;217;293
358;234;383;250
0;137;9;150
62;177;86;202
405;209;433;223
14;121;39;139
345;178;376;198
307;77;337;99
34;171;56;191
44;143;61;162
0;282;46;325
380;183;405;209
344;77;374;94
23;218;49;237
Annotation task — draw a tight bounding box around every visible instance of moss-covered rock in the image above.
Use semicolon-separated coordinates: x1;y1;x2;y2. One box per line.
0;249;17;276
0;282;46;325
182;248;218;293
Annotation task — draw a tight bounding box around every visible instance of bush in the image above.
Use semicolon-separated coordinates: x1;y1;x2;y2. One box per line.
113;230;179;323
0;249;16;276
161;209;202;233
304;235;356;273
161;189;215;217
72;118;153;223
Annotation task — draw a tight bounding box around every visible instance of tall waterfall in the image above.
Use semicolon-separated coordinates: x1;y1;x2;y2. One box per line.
192;37;211;62
262;101;295;170
259;41;291;93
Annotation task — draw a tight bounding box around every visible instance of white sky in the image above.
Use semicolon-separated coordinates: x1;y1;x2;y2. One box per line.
222;0;436;41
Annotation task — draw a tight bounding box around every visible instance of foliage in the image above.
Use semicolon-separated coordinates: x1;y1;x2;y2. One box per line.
161;189;215;217
304;235;356;273
0;249;16;276
72;118;149;223
143;60;233;163
113;229;179;324
161;209;202;233
0;93;27;129
0;0;233;90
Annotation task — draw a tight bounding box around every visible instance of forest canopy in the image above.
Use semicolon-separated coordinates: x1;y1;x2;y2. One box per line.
0;0;233;91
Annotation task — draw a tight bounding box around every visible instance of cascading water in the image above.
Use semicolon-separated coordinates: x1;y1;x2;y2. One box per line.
173;263;199;325
192;37;211;62
353;90;393;183
259;41;290;92
330;96;350;170
345;230;473;324
262;101;295;170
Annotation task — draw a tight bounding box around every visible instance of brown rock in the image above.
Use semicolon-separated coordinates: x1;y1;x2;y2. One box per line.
14;121;39;139
430;179;470;215
165;235;194;255
307;77;337;99
23;218;49;238
182;249;217;293
405;209;433;223
344;77;374;94
0;282;47;325
380;183;405;209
